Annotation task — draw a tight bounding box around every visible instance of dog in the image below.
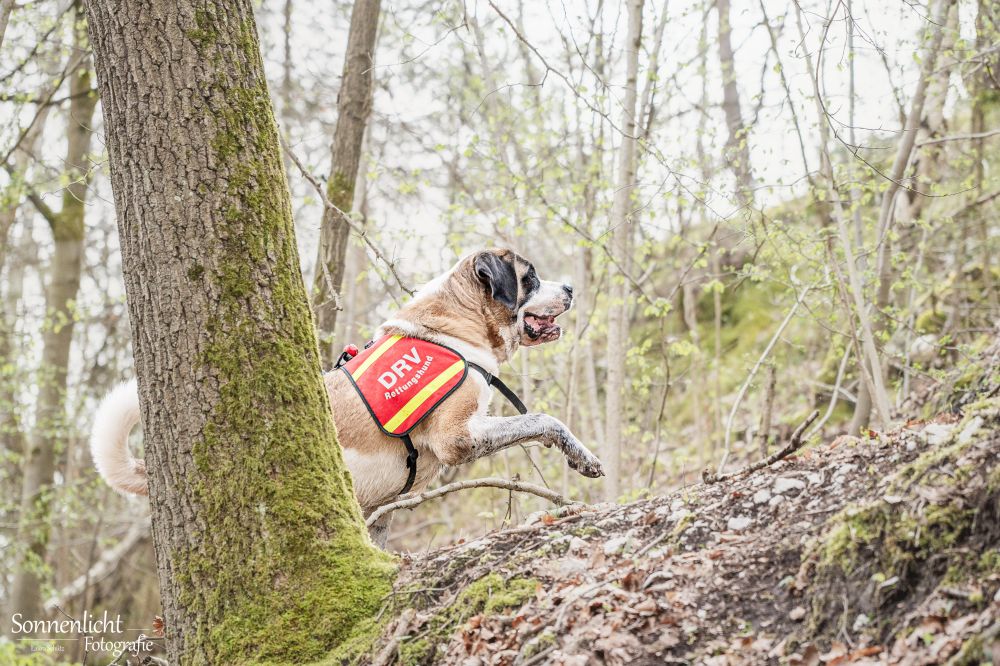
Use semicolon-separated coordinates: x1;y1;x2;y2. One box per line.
91;249;604;545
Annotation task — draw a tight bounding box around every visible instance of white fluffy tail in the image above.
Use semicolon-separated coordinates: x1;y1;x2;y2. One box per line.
90;379;148;496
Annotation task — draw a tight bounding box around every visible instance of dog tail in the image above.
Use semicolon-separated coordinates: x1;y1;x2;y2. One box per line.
90;379;148;496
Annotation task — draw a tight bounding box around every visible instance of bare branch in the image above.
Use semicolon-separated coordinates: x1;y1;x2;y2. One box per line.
365;476;578;527
704;409;820;484
280;138;415;297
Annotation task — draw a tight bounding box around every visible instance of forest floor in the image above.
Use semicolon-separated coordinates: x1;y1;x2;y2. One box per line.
355;340;1000;666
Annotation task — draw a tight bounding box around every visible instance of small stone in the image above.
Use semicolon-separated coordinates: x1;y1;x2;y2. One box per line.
753;489;772;505
807;473;822;486
883;494;905;505
768;495;786;507
958;416;984;444
923;423;953;446
774;477;807;494
727;516;752;531
568;536;589;553
852;613;871;631
603;536;628;555
669;508;692;523
789;606;807;621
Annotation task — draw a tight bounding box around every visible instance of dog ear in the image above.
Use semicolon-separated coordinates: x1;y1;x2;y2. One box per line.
474;252;518;312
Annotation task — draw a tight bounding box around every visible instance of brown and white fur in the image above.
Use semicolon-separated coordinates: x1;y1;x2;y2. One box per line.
90;249;604;545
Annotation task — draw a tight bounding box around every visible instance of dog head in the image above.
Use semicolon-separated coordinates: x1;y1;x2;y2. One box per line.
468;249;573;349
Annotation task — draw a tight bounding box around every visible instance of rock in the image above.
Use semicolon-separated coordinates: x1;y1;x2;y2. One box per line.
789;606;807;621
853;613;871;631
603;536;629;555
806;473;822;486
752;489;772;505
768;495;786;507
774;477;806;494
568;536;590;554
909;334;938;365
958;416;984;444
923;423;954;446
883;494;905;505
670;508;693;523
727;516;752;531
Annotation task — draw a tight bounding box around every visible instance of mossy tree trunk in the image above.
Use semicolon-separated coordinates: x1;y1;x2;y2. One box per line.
85;1;394;662
311;0;381;366
9;4;96;623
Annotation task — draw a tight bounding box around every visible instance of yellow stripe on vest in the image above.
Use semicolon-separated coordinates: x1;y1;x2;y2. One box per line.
383;359;465;433
351;335;403;381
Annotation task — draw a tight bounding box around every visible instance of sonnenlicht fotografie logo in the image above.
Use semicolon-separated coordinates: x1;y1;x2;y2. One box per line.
8;610;155;659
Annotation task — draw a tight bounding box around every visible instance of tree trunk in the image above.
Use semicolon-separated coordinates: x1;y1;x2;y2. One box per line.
9;10;96;622
85;1;394;662
604;0;643;502
311;0;381;366
849;0;953;432
715;0;754;205
0;103;50;472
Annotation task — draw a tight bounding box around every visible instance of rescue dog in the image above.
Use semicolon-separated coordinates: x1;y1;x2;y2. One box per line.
91;249;604;545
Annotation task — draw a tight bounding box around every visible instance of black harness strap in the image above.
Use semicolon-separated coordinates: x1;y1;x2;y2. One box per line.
400;434;419;495
396;363;527;496
468;363;528;415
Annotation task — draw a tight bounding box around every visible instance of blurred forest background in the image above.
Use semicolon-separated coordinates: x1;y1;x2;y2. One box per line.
0;0;997;659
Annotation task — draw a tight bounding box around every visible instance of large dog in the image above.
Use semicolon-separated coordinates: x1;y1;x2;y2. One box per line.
91;249;604;544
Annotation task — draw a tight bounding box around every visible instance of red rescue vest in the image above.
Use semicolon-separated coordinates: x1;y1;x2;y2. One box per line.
341;335;469;437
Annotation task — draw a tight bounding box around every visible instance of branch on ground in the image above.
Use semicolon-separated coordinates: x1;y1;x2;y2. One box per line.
703;409;820;484
366;477;579;527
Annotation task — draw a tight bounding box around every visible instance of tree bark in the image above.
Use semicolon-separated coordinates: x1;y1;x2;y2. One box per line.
311;0;381;366
715;0;754;205
9;8;97;622
84;1;394;662
604;0;643;502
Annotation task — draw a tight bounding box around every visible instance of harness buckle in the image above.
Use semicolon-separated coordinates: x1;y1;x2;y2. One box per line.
333;344;359;370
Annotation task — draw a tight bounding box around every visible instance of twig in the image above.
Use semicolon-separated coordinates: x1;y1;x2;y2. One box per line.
916;127;1000;147
703;409;819;484
717;280;816;475
756;364;777;457
365;477;578;527
806;344;852;439
371;609;416;666
280;138;415;297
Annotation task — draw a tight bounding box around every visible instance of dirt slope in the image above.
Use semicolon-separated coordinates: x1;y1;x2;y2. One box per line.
353;348;1000;666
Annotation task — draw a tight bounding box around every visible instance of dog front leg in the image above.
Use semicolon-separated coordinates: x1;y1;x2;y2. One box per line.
465;414;604;478
365;510;394;549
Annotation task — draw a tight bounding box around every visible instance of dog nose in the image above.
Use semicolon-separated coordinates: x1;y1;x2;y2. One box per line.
562;284;574;297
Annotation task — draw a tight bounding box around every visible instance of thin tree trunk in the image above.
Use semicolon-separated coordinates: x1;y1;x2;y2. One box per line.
852;0;953;431
0;105;50;466
604;0;643;502
311;0;381;366
85;1;393;661
715;0;754;205
9;10;96;621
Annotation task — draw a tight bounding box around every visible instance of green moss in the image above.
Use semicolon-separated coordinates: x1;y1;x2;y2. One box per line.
397;638;431;664
801;402;998;643
395;574;537;664
950;634;986;666
915;309;946;334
